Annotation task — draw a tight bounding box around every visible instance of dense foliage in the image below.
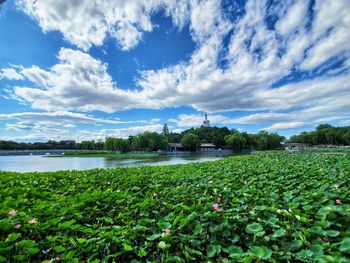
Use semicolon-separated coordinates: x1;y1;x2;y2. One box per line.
181;127;231;148
1;152;349;262
0;125;285;152
290;124;350;145
180;133;200;151
131;132;169;152
2;123;349;153
169;127;284;151
104;137;131;153
0;140;81;151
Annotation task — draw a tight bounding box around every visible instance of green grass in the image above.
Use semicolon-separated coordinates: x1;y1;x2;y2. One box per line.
48;152;158;159
1;152;349;262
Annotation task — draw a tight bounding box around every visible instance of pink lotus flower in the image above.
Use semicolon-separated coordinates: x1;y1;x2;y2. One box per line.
165;229;171;235
336;199;342;205
8;209;17;216
213;203;221;212
28;219;37;224
14;224;22;229
334;184;340;189
218;197;221;203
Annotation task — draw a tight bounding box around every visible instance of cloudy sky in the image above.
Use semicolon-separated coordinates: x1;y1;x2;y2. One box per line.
0;0;349;142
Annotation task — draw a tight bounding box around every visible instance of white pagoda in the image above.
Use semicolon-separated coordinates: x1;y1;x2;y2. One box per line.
203;114;210;127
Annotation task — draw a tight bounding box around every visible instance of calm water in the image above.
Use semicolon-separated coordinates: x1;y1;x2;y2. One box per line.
0;154;224;173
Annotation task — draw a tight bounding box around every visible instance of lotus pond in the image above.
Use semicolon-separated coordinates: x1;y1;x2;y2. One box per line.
0;152;349;262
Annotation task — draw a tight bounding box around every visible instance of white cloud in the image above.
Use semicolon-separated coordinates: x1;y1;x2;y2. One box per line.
12;48;137;112
173;113;236;127
0;68;23;80
263;122;305;131
15;0;192;51
2;0;349;135
301;0;350;70
135;0;350;115
0;111;130;125
275;0;309;36
1;124;165;142
102;124;164;138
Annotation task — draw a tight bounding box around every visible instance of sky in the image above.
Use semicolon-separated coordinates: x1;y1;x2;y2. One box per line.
0;0;349;142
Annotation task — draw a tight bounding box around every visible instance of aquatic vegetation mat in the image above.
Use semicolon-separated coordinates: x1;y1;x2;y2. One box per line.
0;152;349;262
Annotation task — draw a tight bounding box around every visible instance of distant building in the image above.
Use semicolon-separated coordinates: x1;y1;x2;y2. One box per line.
168;142;216;152
169;143;183;152
285;143;310;151
203;114;210;127
200;143;216;151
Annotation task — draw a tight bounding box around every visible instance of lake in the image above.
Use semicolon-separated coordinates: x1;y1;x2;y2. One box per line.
0;154;225;173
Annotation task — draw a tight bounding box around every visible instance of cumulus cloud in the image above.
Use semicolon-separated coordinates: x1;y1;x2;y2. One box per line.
12;48;138;112
3;0;350;135
102;124;164;138
0;68;23;80
170;113;236;127
16;0;192;51
263;122;306;131
0;111;163;140
0;111;131;125
301;0;350;70
136;0;350;114
1;124;165;142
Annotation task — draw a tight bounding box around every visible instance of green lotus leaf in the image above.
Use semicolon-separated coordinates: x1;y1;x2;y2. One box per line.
158;241;169;250
5;233;21;243
289;240;303;251
53;246;65;253
248;246;272;259
246;223;263;234
227;246;244;258
296;249;313;259
326;230;340;237
339;238;350;252
272;228;286;238
123;243;133;252
207;244;217;258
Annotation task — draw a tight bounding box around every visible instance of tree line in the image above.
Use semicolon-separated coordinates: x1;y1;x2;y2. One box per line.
289;124;350;145
84;127;285;152
3;123;348;152
0;125;286;152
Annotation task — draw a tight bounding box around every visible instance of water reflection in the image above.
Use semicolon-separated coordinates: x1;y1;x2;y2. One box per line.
0;154;225;173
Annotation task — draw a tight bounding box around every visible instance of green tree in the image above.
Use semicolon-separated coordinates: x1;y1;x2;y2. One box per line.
162;123;169;135
132;132;168;151
105;137;116;152
180;133;200;151
316;124;333;130
114;138;131;153
80;141;95;150
132;136;141;151
342;130;350;145
225;133;246;151
168;132;183;143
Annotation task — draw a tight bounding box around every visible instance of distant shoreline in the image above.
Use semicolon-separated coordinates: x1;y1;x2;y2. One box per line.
0;150;104;156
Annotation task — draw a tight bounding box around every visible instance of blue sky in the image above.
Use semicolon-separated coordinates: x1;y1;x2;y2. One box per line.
0;0;349;142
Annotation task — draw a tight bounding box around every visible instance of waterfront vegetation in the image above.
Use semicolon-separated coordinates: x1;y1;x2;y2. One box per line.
48;152;158;159
290;124;350;146
2;124;349;155
1;152;349;262
0;125;286;153
311;148;350;153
